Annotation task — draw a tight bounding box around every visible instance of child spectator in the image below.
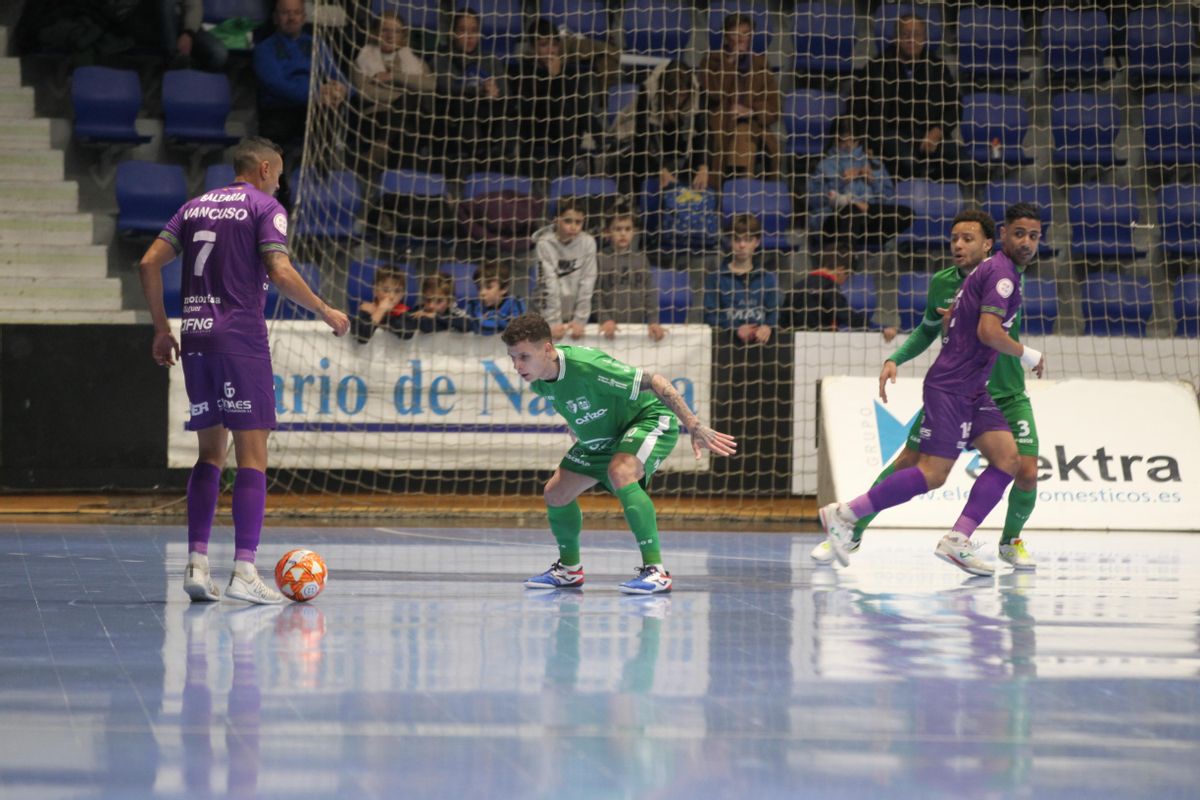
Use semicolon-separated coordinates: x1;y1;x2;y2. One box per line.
703;214;779;344
532;198;598;340
351;267;412;343
409;272;470;334
463;262;527;335
595;211;666;342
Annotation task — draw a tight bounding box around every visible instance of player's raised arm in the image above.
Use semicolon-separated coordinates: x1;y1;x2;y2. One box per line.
641;372;737;458
138;237;182;366
263;251;350;336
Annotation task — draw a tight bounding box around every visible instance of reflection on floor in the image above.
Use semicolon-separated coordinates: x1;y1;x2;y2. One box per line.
1;523;1198;799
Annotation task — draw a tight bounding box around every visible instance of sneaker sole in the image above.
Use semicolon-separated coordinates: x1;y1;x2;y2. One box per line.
1001;560;1037;571
184;583;220;602
224;588;285;605
617;584;671;595
523;581;583;590
817;507;851;567
934;549;995;577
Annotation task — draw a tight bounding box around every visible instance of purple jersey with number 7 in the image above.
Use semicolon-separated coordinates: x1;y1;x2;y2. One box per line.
157;181;289;359
924;250;1023;398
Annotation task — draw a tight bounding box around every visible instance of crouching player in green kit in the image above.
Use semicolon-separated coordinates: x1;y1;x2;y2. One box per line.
502;313;737;594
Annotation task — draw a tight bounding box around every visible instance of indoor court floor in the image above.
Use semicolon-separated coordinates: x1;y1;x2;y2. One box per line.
1;521;1198;799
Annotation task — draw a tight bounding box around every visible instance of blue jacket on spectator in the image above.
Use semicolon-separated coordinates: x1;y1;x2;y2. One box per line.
806;143;896;235
704;260;779;329
254;30;344;109
462;296;527;335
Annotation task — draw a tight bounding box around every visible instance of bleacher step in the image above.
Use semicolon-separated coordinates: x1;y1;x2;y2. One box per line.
0;148;63;181
0;211;94;245
0;58;20;88
0;180;78;213
0;243;108;278
0;277;124;311
0;85;34;118
0;310;143;324
0;118;53;148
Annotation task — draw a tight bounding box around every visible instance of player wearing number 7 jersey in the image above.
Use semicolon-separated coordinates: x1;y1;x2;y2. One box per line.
138;136;350;605
818;203;1045;577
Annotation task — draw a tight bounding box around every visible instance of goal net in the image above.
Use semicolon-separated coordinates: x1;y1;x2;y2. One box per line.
260;1;1199;519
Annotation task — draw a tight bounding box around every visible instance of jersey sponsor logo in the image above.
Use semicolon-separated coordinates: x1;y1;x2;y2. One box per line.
184;206;249;221
574;408;609;426
184;294;222;305
996;277;1014;298
180;317;214;332
564;397;591;414
190;401;209;416
596;375;629;390
218;397;253;412
224;381;236;399
564;450;589;466
579;436;614;451
273;213;288;236
198;191;247;203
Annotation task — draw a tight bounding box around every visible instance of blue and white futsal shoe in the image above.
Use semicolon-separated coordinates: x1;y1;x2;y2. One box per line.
618;564;672;595
523;560;585;589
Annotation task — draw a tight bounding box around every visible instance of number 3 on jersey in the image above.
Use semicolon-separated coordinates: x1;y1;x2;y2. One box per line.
192;230;216;276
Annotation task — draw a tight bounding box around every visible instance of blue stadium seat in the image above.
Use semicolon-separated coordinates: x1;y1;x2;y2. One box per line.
707;1;772;54
1081;271;1153;336
792;3;856;78
543;0;609;41
1158;183;1200;261
956;6;1028;86
461;172;533;201
872;3;942;57
896;272;929;331
606;82;638;129
1142;93;1200;171
1050;92;1124;168
71;66;152;145
346;260;419;315
650;266;691;324
981;179;1055;257
378;169;452;245
162;70;239;146
622;1;692;61
116;161;188;236
1173;275;1200;337
373;0;441;33
291;170;363;238
1068;184;1146;262
1021;276;1058;335
266;263;321;320
460;0;524;59
162;256;183;318
203;0;268;24
380;168;447;200
894;179;963;252
720;178;794;251
547;175;620;220
841;272;877;325
1041;9;1112;85
203;163;237;192
440;261;482;301
960;93;1033;167
1127;7;1195;86
782;89;844;157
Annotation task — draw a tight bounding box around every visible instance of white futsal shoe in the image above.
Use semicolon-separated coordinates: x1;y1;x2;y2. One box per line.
817;503;856;567
183;553;220;602
998;539;1037;570
810;537;861;564
225;561;285;605
934;532;995;577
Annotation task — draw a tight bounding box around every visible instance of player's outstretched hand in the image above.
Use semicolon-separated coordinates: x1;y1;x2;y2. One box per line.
324;307;351;337
152;331;180;367
1032;354;1045;379
690;424;737;459
878;360;898;403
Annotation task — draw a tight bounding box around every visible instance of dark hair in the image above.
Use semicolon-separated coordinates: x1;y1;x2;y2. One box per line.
528;17;558;39
555;197;586;219
501;312;552;346
1004;202;1042;227
731;213;762;237
723;12;754;34
421;273;452;298
232;136;283;176
474;261;510;290
373;267;404;287
605;209;639;230
951;209;996;242
450;9;480;32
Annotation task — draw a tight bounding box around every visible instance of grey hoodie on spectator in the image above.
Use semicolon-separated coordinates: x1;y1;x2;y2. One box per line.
595;248;658;325
532;224;598;326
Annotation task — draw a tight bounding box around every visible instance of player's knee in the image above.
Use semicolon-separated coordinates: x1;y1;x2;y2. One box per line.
543;478;567;507
1014;458;1039;491
919;461;951;489
606;460;638;489
992;451;1020;477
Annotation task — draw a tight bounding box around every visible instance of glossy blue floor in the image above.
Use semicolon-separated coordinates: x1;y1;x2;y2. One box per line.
1;522;1198;799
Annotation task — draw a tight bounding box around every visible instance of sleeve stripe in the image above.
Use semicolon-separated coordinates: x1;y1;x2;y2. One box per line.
259;242;288;255
920;316;941;327
631;368;644;400
157;231;181;252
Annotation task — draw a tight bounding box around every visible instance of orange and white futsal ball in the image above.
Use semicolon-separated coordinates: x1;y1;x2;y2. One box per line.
274;549;328;602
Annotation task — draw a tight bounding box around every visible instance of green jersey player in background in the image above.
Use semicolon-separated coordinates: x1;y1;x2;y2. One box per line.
812;209;1041;569
502;313;737;595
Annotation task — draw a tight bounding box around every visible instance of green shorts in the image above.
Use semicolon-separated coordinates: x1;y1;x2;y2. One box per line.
905;392;1039;457
559;412;679;493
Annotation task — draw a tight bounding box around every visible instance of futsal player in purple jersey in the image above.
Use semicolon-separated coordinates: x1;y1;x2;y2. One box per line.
138;137;350;604
819;203;1045;576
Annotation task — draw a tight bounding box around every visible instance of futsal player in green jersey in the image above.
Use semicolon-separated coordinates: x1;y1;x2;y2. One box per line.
502;313;737;594
812;209;1040;569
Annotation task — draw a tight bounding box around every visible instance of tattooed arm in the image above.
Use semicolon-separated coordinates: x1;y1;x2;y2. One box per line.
640;372;737;458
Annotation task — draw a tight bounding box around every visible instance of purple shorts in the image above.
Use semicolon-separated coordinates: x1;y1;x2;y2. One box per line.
182;351;277;431
918;385;1010;459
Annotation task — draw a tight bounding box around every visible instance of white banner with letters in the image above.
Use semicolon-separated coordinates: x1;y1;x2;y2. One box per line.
167;322;712;472
817;375;1200;531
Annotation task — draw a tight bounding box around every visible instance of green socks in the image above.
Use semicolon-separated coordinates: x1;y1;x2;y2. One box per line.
1002;486;1037;545
615;482;662;565
851;459;900;542
546;501;583;565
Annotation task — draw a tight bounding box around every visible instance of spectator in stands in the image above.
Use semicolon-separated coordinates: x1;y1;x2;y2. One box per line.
253;0;349;164
408;272;470;334
807;118;913;267
509;18;599;179
700;13;781;179
849;14;971;183
704;214;779;344
351;11;436;170
161;1;228;71
351;267;412;343
431;9;512;176
615;61;712;198
782;262;898;338
463;262;527;335
595;210;666;342
533;198;598;340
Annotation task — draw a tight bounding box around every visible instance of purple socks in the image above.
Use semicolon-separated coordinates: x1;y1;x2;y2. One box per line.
951;465;1013;538
187;462;221;555
848;466;930;519
232;468;266;564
